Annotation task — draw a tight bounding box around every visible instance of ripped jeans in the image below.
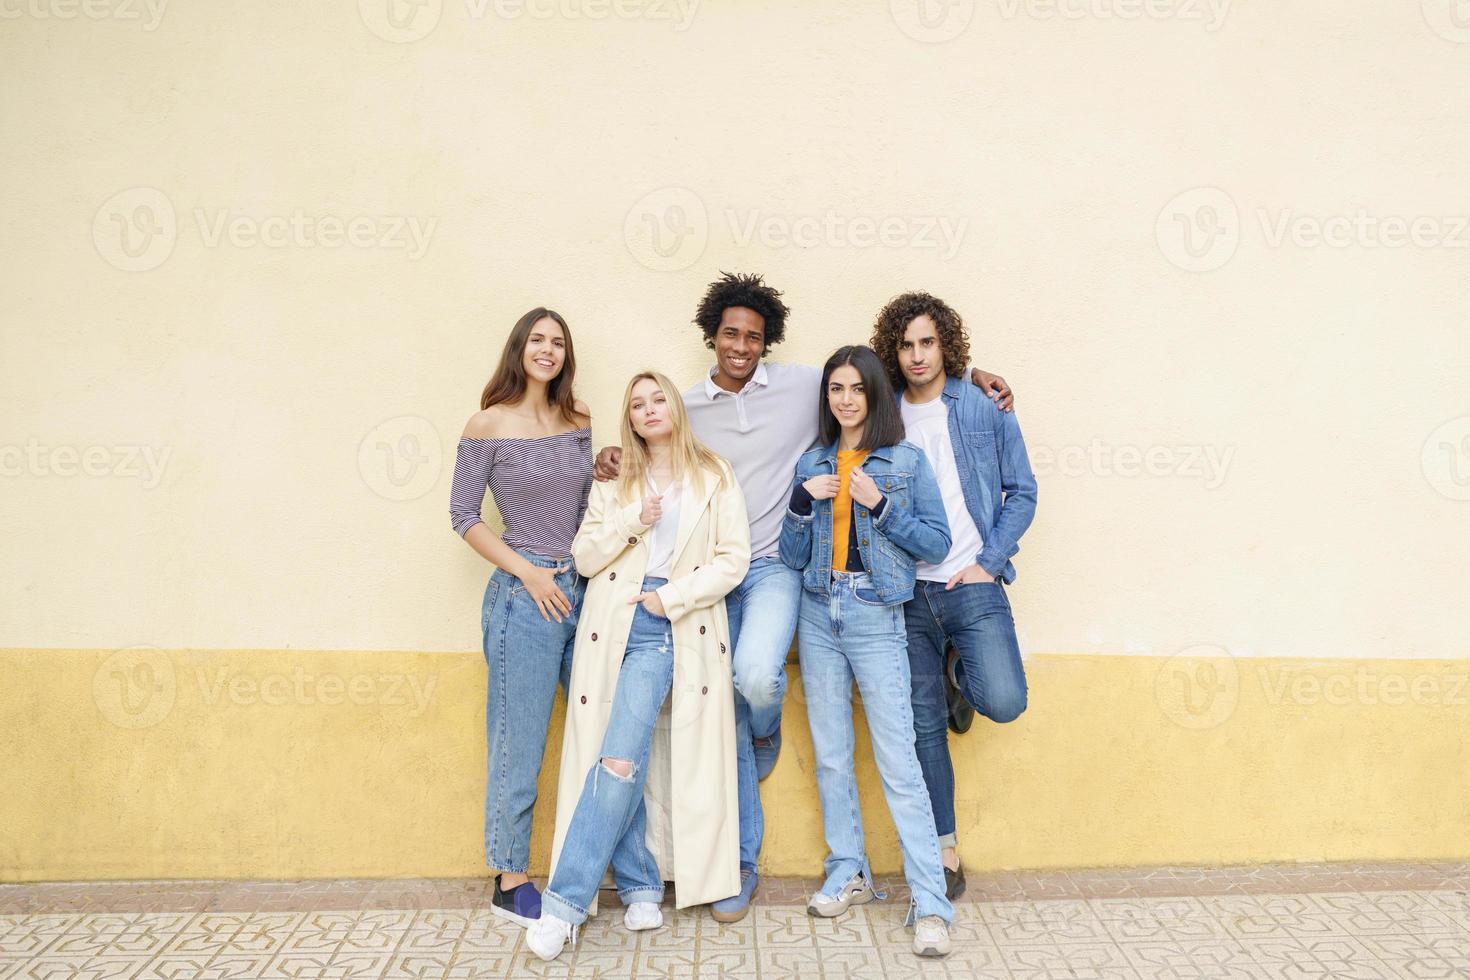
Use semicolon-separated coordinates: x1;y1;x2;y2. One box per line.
541;579;674;926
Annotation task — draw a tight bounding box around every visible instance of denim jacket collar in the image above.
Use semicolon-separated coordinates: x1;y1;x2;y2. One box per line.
814;440;899;468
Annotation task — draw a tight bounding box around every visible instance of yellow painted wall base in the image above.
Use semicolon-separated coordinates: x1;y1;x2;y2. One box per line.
5;648;1468;882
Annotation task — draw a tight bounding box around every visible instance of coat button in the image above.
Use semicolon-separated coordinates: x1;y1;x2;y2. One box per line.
579;695;587;704
699;626;706;635
609;572;616;581
628;536;637;544
591;633;598;641
701;686;708;695
720;643;726;654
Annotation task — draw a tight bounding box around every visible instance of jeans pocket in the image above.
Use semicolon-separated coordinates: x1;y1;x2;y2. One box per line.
851;586;889;608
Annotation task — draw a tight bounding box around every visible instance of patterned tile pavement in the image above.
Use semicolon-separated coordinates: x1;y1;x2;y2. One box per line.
1;863;1468;978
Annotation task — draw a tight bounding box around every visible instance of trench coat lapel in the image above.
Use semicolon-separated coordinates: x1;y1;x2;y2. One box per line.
669;473;720;568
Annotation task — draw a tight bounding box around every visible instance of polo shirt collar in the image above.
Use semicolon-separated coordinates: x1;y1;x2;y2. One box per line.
704;361;770;400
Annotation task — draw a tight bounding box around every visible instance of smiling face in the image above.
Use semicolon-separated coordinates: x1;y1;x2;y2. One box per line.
826;364;869;435
898;314;946;390
713;306;766;389
520;316;566;384
628;376;672;443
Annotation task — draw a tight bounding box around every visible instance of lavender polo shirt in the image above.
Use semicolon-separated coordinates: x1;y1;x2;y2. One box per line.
682;361;822;560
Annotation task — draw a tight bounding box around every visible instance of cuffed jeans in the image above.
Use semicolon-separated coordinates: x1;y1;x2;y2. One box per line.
723;555;802;869
542;579;674;926
481;549;584;874
905;578;1027;847
797;572;953;924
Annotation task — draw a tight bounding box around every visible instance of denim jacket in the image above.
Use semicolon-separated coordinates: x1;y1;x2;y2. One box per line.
915;376;1038;584
777;440;951;604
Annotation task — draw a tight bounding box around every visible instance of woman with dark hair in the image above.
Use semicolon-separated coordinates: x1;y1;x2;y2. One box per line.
777;345;956;958
449;307;593;926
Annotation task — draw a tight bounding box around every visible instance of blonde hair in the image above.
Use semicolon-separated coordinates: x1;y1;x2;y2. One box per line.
615;370;726;505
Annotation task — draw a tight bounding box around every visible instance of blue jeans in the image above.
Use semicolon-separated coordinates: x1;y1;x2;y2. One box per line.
724;555;802;869
797;572;953;924
542;579;674;925
904;579;1027;847
481;549;584;874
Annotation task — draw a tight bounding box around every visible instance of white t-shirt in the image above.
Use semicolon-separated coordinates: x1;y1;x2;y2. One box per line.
643;472;684;580
900;394;986;583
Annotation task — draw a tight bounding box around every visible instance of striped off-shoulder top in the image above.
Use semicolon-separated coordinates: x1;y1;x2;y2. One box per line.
449;427;594;559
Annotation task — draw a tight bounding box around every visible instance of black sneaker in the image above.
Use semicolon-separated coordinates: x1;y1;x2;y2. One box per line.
491;875;542;927
944;864;967;901
945;645;975;735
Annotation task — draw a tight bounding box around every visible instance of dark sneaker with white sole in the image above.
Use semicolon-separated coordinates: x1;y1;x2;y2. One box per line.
490;875;541;927
945;645;975;735
753;729;782;781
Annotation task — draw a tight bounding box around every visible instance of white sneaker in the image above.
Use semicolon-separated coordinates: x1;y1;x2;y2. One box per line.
525;913;575;961
912;915;951;957
806;874;877;917
623;901;663;931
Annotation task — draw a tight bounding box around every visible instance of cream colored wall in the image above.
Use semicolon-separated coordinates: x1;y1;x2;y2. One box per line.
3;0;1469;879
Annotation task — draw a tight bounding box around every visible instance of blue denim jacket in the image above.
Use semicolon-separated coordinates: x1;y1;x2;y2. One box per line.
777;440;951;604
913;376;1038;584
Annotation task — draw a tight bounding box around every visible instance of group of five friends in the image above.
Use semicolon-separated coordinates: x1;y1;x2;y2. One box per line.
448;273;1038;959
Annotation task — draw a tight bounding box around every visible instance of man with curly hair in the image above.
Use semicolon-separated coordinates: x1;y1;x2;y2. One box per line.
869;291;1037;902
594;273;1014;921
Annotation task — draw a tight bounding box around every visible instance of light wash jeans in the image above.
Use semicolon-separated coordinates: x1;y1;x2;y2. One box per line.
797;571;953;924
541;579;674;925
724;555;803;869
482;549;584;874
904;578;1027;847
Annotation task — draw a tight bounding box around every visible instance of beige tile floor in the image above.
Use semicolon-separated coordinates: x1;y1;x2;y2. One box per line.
2;863;1468;978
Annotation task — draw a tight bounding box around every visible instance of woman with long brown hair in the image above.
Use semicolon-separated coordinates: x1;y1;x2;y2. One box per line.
449;307;592;926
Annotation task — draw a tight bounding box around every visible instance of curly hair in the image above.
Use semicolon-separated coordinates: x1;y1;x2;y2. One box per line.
693;272;790;353
870;291;970;389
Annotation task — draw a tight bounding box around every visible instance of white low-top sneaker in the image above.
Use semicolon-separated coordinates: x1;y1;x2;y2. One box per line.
806;874;877;917
525;913;575;961
912;915;951;957
623;901;663;931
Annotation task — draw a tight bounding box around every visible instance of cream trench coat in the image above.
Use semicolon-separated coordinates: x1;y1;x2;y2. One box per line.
548;459;750;911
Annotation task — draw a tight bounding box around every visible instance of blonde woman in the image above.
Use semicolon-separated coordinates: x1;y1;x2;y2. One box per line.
527;371;751;960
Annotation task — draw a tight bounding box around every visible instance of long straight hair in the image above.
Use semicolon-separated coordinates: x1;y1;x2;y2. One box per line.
479;307;585;427
615;370;726;506
817;345;906;451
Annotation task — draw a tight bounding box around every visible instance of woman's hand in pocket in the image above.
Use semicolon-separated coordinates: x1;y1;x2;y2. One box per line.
629;589;667;618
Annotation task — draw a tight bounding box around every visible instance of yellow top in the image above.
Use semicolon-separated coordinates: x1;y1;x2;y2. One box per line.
832;448;870;572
